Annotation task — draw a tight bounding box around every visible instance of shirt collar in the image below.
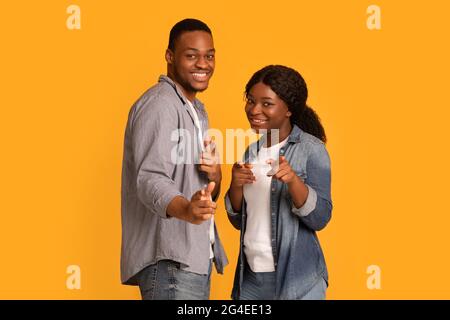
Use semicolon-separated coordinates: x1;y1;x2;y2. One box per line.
158;75;205;111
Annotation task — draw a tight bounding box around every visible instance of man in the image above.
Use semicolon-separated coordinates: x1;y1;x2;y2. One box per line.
121;19;228;300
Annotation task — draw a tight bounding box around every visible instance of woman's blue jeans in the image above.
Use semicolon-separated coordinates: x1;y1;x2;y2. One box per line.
239;263;327;300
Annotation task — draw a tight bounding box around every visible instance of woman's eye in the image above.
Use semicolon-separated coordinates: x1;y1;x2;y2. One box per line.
263;102;273;107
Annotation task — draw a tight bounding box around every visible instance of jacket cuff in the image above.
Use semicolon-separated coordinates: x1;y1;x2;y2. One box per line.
224;190;240;216
291;185;317;217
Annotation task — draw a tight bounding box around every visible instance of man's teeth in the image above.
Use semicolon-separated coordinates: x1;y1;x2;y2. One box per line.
193;73;207;78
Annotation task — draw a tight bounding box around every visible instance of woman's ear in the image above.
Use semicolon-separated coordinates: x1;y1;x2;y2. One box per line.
286;111;292;117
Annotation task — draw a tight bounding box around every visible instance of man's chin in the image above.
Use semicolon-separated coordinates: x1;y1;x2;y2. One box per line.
191;81;209;92
194;85;208;93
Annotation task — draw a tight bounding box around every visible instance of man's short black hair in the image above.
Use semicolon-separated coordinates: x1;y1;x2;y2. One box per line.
168;19;212;51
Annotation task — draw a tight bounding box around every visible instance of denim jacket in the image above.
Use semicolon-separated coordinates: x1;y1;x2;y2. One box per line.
224;125;332;299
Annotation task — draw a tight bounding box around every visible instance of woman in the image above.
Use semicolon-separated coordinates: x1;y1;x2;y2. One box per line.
225;65;332;300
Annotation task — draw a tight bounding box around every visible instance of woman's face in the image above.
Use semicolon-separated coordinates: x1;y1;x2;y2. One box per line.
245;82;292;134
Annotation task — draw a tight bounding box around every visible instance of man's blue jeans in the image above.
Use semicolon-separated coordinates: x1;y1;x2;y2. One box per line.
137;259;212;300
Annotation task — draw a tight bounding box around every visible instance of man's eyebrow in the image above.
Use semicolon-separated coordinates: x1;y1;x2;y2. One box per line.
185;48;216;52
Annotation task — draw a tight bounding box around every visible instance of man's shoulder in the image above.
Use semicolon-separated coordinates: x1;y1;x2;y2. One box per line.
132;81;180;114
138;81;178;104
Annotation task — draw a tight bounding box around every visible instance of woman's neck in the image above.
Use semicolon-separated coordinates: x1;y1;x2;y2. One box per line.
265;123;292;148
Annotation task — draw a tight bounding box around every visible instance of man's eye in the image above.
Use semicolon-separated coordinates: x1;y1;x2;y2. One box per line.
186;54;196;59
206;55;215;60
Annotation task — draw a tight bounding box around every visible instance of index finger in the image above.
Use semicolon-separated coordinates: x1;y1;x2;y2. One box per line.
191;190;203;201
235;161;244;169
243;163;253;169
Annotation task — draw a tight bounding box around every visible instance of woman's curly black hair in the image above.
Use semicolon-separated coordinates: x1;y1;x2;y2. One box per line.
245;65;327;143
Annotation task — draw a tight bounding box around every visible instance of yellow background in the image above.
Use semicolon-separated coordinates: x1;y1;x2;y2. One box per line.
1;0;450;299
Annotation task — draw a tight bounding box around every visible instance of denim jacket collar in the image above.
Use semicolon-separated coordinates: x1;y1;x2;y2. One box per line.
287;124;302;144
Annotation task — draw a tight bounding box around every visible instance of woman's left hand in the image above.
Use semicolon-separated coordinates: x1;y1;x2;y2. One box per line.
270;156;297;185
270;156;309;209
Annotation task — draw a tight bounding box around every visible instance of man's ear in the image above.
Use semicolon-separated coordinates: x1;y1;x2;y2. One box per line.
165;49;173;64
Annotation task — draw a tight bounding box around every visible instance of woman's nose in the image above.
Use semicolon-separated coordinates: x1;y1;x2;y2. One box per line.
249;103;262;115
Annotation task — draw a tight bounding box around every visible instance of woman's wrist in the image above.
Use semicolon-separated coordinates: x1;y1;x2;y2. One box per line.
287;175;308;208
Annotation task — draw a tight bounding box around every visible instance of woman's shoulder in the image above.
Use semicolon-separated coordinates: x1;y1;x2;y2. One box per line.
298;129;325;147
292;129;330;165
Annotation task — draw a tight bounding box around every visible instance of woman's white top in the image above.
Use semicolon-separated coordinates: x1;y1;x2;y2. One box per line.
243;136;288;272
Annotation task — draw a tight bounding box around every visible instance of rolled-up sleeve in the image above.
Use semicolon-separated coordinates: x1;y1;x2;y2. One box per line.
224;190;242;230
291;184;317;217
293;143;332;231
132;97;183;218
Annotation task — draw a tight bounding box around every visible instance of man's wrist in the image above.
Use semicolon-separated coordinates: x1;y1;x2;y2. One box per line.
167;196;190;221
209;167;222;183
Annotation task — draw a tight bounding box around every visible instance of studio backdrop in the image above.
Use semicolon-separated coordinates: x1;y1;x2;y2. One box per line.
1;0;449;299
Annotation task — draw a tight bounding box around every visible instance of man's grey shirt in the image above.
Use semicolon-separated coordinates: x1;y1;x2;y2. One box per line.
120;75;228;285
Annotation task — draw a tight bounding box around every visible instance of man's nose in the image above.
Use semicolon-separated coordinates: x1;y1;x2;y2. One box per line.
195;56;208;69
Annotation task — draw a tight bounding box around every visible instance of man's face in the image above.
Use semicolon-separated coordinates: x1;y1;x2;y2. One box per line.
166;31;215;98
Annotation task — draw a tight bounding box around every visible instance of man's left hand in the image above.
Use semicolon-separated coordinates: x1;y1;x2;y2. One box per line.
199;137;221;183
